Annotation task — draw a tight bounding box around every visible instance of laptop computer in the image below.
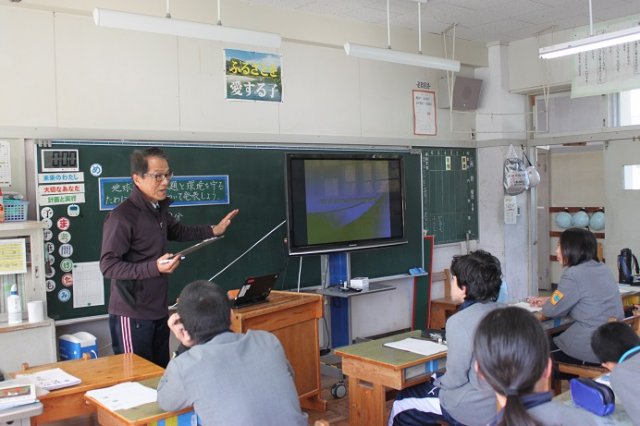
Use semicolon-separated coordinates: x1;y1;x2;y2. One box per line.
231;273;279;308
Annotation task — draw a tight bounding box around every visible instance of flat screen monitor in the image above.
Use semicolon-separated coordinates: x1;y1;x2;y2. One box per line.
285;153;406;255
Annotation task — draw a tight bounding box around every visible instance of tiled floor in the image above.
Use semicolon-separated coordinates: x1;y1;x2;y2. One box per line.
305;374;351;425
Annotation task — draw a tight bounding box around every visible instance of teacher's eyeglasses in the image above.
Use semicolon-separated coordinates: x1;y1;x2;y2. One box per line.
144;171;174;182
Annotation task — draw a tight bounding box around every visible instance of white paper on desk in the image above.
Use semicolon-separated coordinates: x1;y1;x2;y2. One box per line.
16;368;80;391
85;382;157;411
618;285;635;294
510;301;542;313
384;338;447;357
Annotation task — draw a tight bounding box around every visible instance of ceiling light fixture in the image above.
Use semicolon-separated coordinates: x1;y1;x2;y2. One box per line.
539;0;640;59
93;1;281;49
344;0;460;72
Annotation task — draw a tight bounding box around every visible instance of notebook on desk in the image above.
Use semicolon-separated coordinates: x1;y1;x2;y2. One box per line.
231;273;279;308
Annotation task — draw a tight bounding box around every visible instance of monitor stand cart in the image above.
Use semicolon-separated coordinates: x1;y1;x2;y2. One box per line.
317;252;395;399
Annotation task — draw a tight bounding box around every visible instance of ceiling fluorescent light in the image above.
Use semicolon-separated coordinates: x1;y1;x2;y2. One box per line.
344;42;460;72
93;8;282;49
539;24;640;59
344;1;460;72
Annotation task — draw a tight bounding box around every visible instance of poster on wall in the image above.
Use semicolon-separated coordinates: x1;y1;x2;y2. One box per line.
224;49;283;102
0;141;11;186
571;16;640;98
413;90;437;136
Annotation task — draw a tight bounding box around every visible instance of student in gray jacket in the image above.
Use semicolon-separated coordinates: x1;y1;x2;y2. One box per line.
529;228;624;364
591;321;640;425
475;306;596;426
389;250;502;426
157;280;308;426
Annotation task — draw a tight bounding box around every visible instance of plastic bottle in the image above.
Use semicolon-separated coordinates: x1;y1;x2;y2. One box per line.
7;284;22;324
0;187;4;223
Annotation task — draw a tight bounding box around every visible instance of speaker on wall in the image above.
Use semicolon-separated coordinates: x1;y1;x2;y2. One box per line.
438;76;483;110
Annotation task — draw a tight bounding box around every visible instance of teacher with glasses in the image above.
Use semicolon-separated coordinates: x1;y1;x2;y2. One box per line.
100;147;239;367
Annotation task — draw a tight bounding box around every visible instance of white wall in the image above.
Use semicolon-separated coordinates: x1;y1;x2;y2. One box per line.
550;149;604;206
603;140;640;279
507;29;574;93
0;1;493;343
0;1;485;142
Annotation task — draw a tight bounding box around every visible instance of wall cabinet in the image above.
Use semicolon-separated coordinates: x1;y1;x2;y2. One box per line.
0;221;56;372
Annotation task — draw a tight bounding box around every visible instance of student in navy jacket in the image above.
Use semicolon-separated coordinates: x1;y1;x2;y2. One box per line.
100;147;238;367
389;250;502;426
591;321;640;424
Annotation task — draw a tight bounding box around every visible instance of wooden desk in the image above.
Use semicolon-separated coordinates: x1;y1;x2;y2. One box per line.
14;354;164;425
230;290;326;411
619;284;640;308
85;377;193;426
540;315;574;335
335;330;447;426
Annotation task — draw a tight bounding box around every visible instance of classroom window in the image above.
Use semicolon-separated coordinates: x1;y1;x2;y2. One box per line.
623;165;640;190
619;88;640;126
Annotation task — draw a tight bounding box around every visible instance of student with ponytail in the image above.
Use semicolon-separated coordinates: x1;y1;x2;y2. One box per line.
474;306;595;426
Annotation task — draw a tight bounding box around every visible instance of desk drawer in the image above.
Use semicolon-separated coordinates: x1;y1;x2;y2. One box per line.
403;358;446;388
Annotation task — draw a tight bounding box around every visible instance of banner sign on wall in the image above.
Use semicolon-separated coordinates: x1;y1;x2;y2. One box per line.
224;49;283;102
571;16;640;98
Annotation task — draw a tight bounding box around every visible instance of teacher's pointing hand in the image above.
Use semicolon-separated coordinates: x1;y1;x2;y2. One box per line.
211;209;239;237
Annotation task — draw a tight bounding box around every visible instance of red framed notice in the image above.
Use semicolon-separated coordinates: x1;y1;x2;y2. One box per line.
413;90;437;136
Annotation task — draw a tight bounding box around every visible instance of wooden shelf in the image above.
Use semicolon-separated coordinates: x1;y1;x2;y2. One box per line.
549;207;604;213
550;230;604;239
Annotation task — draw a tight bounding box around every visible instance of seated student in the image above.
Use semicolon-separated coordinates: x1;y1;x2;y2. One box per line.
389;250;502;426
157;280;308;426
591;321;640;423
474;306;596;426
528;228;623;365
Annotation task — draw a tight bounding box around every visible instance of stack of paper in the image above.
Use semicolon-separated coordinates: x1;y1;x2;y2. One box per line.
384;338;447;356
16;368;81;391
85;382;157;411
0;381;36;411
510;301;542;313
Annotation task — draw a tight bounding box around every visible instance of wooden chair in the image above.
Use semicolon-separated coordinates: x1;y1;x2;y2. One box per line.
429;269;460;329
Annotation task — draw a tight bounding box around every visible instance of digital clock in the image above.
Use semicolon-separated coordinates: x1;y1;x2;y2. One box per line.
41;149;79;172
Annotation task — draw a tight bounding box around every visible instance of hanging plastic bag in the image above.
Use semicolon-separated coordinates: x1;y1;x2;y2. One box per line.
503;145;528;195
521;145;541;189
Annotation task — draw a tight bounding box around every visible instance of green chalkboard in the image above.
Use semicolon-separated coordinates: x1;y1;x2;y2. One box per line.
36;141;424;321
417;147;478;245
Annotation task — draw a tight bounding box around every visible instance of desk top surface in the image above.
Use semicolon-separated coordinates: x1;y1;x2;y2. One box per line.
14;354;164;399
335;330;446;369
555;388;632;425
84;377;192;426
619;284;640;298
231;290;321;315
